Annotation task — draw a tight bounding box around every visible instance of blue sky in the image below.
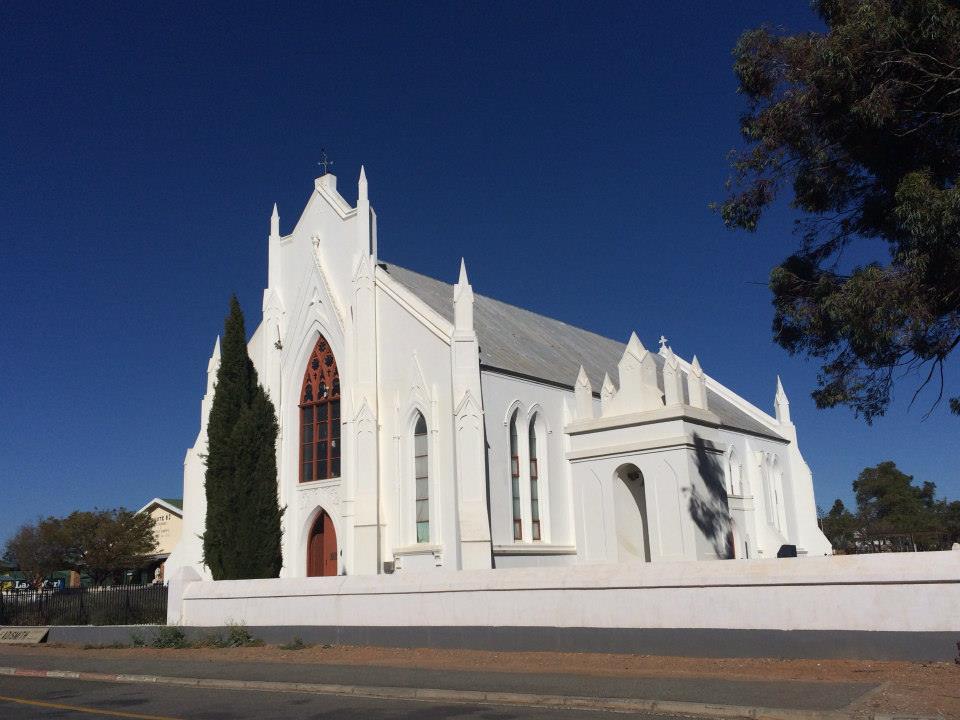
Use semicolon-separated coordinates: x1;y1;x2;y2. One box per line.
1;2;957;544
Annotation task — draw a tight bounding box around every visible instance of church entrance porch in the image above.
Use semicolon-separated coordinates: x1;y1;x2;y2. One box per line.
307;510;338;576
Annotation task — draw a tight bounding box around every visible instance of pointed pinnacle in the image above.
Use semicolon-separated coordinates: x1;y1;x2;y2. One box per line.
576;365;592;390
271;203;279;219
624;331;646;358
691;355;703;375
776;375;788;398
212;335;221;358
458;257;469;286
601;372;615;393
359;164;367;184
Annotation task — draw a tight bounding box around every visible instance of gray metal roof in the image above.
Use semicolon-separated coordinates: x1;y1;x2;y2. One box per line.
381;263;785;441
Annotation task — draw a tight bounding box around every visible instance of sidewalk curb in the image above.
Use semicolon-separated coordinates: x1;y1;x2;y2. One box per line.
0;664;895;720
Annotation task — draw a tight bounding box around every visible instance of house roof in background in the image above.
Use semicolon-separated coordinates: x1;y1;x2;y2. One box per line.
137;497;183;516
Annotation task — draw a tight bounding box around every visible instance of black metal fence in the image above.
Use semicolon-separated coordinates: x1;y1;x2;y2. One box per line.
0;585;167;626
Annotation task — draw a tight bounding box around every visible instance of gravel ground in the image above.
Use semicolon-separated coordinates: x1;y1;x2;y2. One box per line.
2;643;957;718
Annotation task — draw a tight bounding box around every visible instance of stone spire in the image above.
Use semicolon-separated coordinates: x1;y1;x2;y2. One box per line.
661;344;684;407
453;257;474;335
206;336;221;394
688;355;708;410
600;372;616;415
356;164;374;258
270;203;279;238
358;164;368;202
775;375;791;424
617;333;661;412
575;365;595;420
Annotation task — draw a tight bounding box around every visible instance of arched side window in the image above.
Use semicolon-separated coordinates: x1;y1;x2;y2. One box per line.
528;414;541;541
727;447;742;496
300;335;341;482
509;410;522;541
414;413;430;543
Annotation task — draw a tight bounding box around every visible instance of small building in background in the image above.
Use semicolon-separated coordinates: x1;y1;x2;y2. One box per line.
137;498;183;583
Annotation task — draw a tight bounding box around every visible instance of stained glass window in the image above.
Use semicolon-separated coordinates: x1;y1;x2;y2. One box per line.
300;334;341;482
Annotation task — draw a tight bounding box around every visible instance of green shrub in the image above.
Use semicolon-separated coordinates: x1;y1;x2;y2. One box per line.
224;621;263;648
151;626;188;649
279;636;310;651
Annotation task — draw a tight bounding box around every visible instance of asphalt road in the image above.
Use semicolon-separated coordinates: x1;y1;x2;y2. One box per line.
0;651;876;711
0;676;702;720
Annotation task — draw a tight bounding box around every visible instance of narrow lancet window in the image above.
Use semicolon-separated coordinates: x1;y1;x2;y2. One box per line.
414;413;430;543
510;410;522;540
300;335;341;482
529;414;541;541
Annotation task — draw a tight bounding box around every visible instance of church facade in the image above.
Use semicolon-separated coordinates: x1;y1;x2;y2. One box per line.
165;169;831;580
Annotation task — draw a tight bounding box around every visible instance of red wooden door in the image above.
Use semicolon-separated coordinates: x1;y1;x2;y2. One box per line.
307;511;338;577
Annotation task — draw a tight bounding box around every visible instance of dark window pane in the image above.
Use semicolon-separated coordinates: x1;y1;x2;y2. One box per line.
317;458;327;480
331;458;340;476
331;400;340;422
319;404;328;421
304;384;313;402
303;463;312;482
302;406;313;424
319;422;327;439
303;444;313;463
312;357;320;370
532;521;541;541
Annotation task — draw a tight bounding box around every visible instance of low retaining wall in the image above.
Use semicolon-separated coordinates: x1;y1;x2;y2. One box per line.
168;550;960;660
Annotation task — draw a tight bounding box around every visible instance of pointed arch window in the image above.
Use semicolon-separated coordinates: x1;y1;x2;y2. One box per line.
300;335;341;482
414;413;430;543
528;414;542;541
509;410;522;540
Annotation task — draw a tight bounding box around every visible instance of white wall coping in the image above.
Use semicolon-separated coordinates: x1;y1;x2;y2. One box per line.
182;551;960;601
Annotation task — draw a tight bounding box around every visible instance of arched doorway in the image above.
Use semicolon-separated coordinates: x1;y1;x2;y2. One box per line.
613;464;652;562
307;510;338;577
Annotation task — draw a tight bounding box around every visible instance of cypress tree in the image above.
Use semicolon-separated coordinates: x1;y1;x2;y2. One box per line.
203;296;283;579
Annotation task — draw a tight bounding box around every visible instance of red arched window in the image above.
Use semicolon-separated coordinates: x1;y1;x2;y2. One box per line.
300;335;341;482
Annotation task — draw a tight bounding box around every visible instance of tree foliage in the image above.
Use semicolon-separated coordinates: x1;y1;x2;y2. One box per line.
60;509;157;586
821;460;960;551
721;0;960;421
3;509;156;587
203;296;284;580
3;519;67;588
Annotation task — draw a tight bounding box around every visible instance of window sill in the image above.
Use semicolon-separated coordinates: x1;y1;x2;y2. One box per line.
393;543;442;556
492;544;577;556
297;477;341;490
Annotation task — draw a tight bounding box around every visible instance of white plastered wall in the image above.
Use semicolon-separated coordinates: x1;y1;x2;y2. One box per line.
374;278;460;572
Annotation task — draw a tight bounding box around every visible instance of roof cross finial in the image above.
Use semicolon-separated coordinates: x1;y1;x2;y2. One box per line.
317;149;334;176
658;335;669;350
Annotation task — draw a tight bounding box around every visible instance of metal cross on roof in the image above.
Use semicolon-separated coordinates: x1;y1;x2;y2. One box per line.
659;335;669;350
317;149;334;176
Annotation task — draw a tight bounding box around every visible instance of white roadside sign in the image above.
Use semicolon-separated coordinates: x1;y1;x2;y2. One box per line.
0;627;50;644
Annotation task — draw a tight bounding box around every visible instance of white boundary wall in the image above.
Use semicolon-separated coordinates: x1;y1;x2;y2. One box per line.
170;550;960;632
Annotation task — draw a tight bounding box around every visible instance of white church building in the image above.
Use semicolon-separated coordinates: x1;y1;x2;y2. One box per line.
165;169;832;581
